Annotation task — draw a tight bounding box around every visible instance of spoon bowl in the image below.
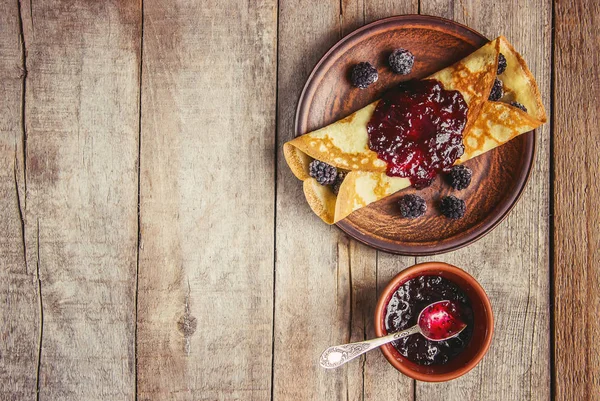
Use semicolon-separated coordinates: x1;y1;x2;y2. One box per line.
418;300;467;341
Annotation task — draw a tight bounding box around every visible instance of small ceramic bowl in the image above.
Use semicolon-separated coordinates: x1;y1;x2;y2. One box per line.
374;261;493;382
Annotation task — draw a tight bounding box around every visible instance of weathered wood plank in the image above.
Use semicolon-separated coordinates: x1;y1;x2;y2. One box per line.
0;0;39;398
274;3;348;397
274;1;415;399
417;1;552;400
554;0;600;399
136;0;277;399
17;1;142;399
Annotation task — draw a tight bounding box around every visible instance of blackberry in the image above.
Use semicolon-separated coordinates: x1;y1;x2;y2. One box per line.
350;62;378;89
331;171;348;195
389;49;415;75
447;165;472;190
489;78;503;101
398;194;427;219
511;101;527;112
309;160;337;186
439;196;466;219
497;53;507;75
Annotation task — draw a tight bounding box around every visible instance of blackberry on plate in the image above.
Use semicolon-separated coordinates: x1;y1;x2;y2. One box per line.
350;62;378;89
398;194;427;219
447;165;472;190
510;101;527;112
439;196;466;219
497;53;507;75
332;171;348;195
489;78;503;101
389;49;415;75
309;160;337;186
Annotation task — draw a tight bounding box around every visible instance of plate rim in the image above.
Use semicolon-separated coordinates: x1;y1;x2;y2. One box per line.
293;14;536;256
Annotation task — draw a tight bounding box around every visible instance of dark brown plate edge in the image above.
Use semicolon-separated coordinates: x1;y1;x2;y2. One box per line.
293;14;537;256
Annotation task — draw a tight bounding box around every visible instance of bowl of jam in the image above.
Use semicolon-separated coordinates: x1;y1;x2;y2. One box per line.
374;262;493;382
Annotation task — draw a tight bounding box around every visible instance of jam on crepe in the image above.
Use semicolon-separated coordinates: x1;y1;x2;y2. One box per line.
385;275;473;366
367;79;468;188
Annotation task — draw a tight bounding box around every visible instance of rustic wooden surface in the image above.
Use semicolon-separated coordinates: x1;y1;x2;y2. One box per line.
136;0;277;399
553;0;600;399
0;0;595;400
0;1;39;398
2;1;141;399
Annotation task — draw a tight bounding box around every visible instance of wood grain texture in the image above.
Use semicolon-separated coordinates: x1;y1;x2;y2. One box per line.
274;3;354;398
136;0;277;399
554;0;600;399
0;0;39;398
0;1;566;400
417;1;552;400
11;1;142;399
274;1;415;400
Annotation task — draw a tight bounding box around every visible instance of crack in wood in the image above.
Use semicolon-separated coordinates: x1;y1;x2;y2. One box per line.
529;303;538;399
336;242;341;316
361;310;366;401
29;0;33;36
270;1;280;399
35;219;43;401
338;0;343;39
362;0;365;25
347;242;353;345
14;150;28;275
177;279;197;356
347;242;354;401
134;0;144;398
548;2;557;395
520;264;534;393
16;0;27;207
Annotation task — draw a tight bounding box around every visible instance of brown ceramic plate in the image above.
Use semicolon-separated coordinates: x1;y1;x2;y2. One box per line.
294;15;535;256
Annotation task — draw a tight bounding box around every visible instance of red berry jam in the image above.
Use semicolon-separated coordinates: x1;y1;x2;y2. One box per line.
367;80;468;188
385;275;473;366
418;300;467;341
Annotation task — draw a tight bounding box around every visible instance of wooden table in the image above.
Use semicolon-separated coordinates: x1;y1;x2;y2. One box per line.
0;0;597;400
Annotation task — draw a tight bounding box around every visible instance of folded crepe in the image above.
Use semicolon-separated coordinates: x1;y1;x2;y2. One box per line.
284;36;546;224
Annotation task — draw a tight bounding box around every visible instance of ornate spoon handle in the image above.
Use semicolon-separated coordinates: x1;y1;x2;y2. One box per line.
319;325;420;369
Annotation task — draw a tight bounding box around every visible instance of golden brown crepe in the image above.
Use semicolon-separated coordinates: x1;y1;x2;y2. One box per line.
284;36;546;224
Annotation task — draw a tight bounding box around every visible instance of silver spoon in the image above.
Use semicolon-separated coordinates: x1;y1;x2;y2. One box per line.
319;300;467;369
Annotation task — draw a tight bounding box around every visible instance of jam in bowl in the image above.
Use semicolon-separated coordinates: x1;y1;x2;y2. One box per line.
385;275;474;366
375;262;493;382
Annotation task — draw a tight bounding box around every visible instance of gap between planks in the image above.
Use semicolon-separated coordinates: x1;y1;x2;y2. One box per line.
270;0;281;400
134;0;145;399
35;219;42;401
548;0;557;398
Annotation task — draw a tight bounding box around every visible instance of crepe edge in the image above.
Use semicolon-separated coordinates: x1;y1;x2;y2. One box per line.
283;142;311;180
303;178;336;224
498;36;547;123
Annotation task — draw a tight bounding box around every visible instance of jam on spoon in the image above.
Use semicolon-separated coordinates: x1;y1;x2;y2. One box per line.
367;79;468;188
417;300;467;341
319;299;467;369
